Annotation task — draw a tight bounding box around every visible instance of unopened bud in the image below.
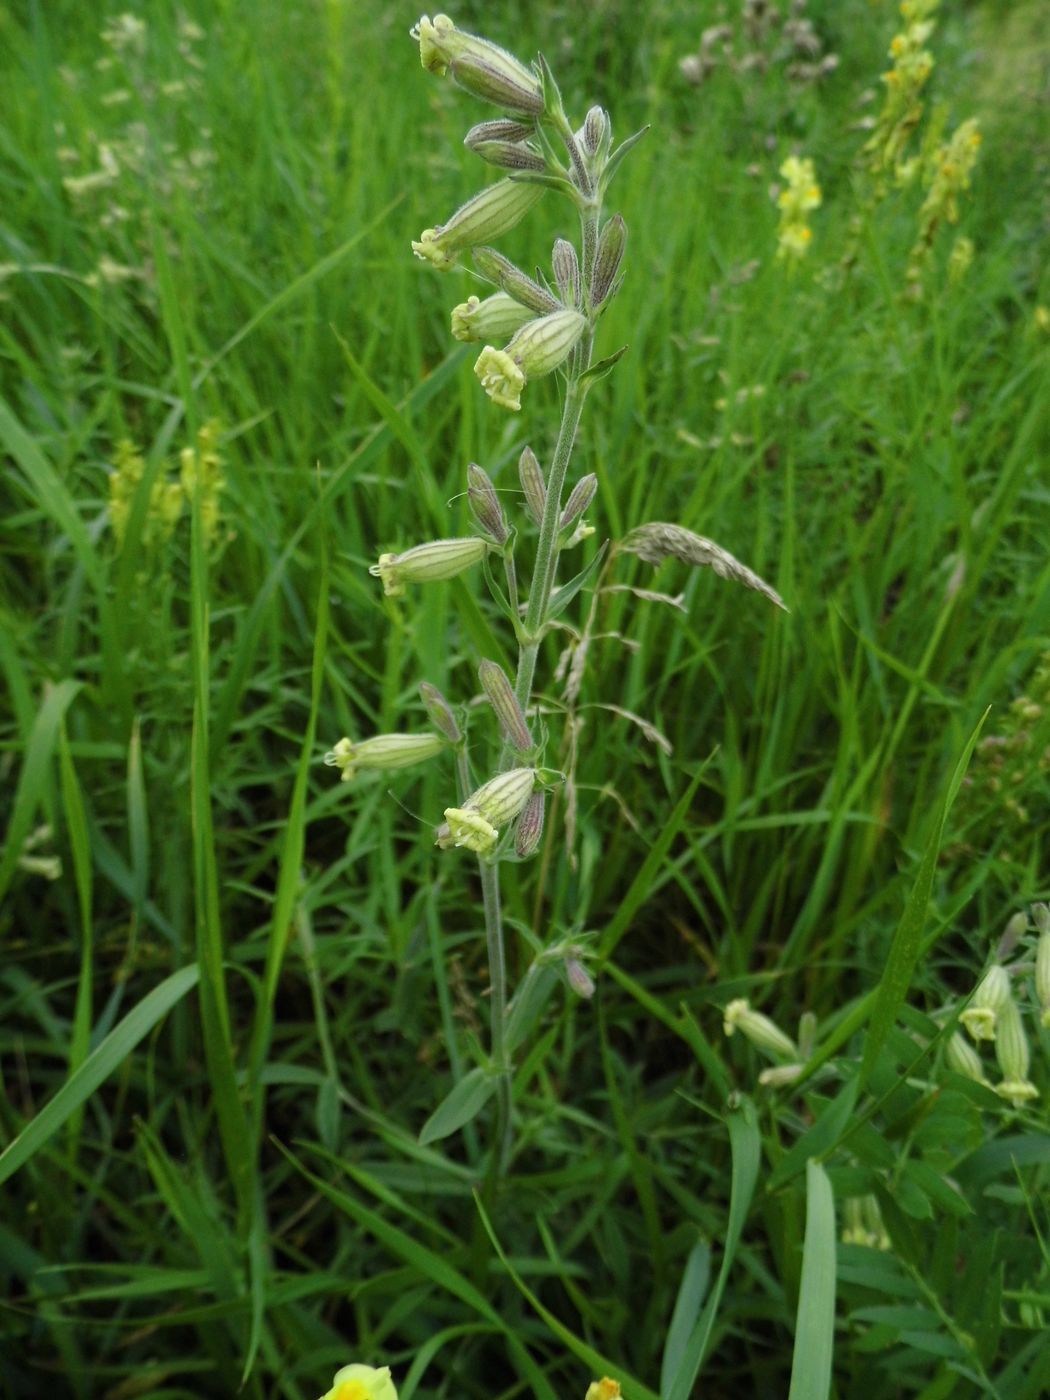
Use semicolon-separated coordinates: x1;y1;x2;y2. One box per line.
472;246;560;314
478;658;532;749
582;105;610;156
723;998;797;1060
960;964;1010;1042
994;995;1031;1085
998;910;1028;959
566;956;596;999
466;463;509;543
560;473;597;530
758;1063;804;1087
797;1010;817;1058
591;213;627;307
419;681;461;743
515;789;545;857
552;238;579;303
1036;919;1050;1028
412;180;545;271
464;118;534;148
369;537;488;596
518;446;546;525
452;293;533;345
944;1031;988;1085
469;140;546;172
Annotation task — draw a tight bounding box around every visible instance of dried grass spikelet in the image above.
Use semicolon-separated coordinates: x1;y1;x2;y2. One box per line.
619;521;787;612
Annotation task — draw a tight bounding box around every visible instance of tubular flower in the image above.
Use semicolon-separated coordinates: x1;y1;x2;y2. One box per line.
412;14;543;113
585;1382;622;1400
320;1364;398;1400
723;998;797;1060
960;963;1010;1042
437;767;537;855
451;292;534;343
474;308;587;411
412;179;545;270
323;733;445;782
369;537;488;596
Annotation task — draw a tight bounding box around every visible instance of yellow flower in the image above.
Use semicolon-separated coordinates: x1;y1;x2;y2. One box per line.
585;1381;622;1400
474;346;526;411
320;1364;398;1400
323;733;445;782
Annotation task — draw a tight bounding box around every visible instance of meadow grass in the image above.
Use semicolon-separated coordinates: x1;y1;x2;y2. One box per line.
1;0;1049;1396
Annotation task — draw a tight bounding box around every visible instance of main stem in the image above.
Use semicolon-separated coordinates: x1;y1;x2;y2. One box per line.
480;194;601;1179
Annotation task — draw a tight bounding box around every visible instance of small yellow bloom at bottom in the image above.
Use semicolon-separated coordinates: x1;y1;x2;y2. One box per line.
777;223;813;261
586;1381;622;1400
320;1364;398;1400
474;346;525;411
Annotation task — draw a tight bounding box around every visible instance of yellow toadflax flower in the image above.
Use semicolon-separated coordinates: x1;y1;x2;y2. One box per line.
775;155;821;262
319;1363;398;1400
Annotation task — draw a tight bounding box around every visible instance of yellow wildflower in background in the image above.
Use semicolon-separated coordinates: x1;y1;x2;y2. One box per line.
585;1381;622;1400
108;438;182;547
179;419;225;543
863;0;938;182
775;155;821;261
907;118;981;292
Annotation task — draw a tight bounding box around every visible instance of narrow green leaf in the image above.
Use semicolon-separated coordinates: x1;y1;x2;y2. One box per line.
788;1161;836;1400
860;710;988;1087
0;678;81;906
665;1094;761;1400
59;722;93;1158
660;1237;712;1395
419;1067;497;1146
767;1078;860;1192
0;965;200;1187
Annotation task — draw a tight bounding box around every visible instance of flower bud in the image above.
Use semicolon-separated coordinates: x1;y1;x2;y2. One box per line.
581;105;610;156
369;537;488;596
944;1031;988;1085
552;238;579;303
758;1063;805;1087
464;118;534;148
474;309;587;411
323;733;444;783
412;180;545;271
960;963;1010;1042
994;995;1031;1083
560;473;597;530
566;956;596;999
451;293;533;345
437;767;536;854
998;910;1028;959
412;15;543;113
515;789;545;856
591;213;627;307
478;658;532;749
419;681;461;743
466;463;509;542
1036;918;1050;1029
797;1010;817;1058
723;998;797;1060
518;446;546;525
469;140;546;173
472;246;561;314
321;1363;398;1400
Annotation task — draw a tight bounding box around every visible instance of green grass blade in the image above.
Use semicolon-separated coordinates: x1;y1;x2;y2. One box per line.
859;708;988;1088
660;1237;712;1396
788;1161;837;1400
665;1094;761;1400
0;964;200;1187
0;677;81;906
419;1067;497;1146
59;720;93;1159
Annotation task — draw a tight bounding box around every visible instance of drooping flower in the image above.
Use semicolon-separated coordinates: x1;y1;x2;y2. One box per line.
412;179;544;271
412;14;543;113
436;768;537;854
369;537;489;596
451;292;534;343
474;308;587;411
723;998;797;1060
323;733;445;782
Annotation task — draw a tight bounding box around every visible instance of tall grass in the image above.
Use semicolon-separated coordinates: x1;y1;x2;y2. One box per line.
1;0;1049;1396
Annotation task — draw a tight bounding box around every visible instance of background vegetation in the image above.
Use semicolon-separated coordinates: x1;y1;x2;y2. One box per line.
1;0;1049;1395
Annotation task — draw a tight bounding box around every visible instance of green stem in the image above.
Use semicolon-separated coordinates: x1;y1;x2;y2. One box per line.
479;856;512;1169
